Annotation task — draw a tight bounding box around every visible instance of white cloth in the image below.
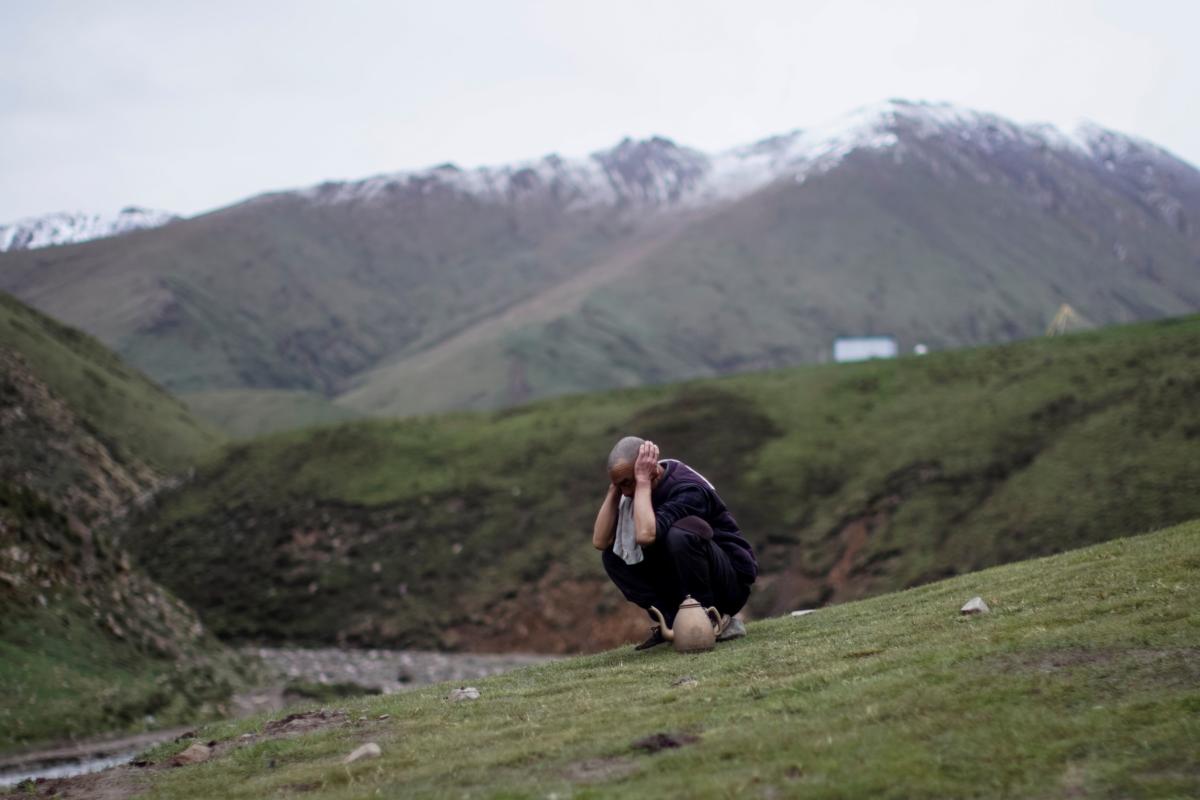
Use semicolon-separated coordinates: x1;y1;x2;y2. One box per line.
613;493;643;566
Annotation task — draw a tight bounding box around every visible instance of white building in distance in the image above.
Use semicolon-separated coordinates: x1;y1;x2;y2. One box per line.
833;336;898;363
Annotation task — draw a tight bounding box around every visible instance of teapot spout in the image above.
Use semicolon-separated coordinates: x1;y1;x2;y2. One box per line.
648;606;674;641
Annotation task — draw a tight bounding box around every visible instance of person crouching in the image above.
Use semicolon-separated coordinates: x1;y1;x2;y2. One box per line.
592;436;756;650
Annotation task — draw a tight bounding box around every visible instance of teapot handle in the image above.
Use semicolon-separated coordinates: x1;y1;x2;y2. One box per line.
705;606;722;635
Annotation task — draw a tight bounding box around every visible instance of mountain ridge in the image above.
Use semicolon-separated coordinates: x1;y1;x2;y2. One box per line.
0;207;178;252
6;100;1186;250
2;99;1197;434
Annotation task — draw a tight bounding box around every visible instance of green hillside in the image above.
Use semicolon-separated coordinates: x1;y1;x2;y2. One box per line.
0;191;630;399
181;388;362;439
340;144;1200;417
0;290;220;473
122;314;1200;651
106;521;1200;799
1;290;246;753
0;486;253;753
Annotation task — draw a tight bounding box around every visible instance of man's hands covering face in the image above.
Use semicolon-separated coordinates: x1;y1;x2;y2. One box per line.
634;440;660;485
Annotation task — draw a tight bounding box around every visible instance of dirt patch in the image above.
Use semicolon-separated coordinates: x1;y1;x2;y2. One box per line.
563;756;641;783
844;648;885;659
262;709;349;737
767;508;892;614
630;732;700;754
442;566;649;653
761;460;962;615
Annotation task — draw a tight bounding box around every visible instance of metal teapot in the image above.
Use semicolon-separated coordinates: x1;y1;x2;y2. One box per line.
649;595;722;653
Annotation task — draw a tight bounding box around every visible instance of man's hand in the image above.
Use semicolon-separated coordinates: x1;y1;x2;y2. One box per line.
634;440;660;485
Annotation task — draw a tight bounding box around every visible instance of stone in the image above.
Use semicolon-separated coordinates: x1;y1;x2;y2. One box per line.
342;742;382;764
671;675;698;688
169;742;212;766
449;686;481;701
960;596;990;615
377;714;391;720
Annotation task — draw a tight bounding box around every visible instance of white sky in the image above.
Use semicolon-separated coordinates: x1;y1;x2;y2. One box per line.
1;0;1197;221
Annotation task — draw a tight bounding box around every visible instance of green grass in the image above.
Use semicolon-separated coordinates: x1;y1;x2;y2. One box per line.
182;388;362;439
133;520;1200;799
124;314;1200;648
0;290;221;473
0;484;258;754
0;603;246;752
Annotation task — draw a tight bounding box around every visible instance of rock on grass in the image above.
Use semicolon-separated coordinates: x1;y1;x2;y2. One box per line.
343;743;382;764
170;743;212;767
961;597;991;615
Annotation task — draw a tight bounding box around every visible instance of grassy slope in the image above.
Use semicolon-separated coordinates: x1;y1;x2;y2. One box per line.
125;315;1200;648
181;388;362;439
0;549;249;753
0;192;629;399
0;290;220;472
136;520;1199;799
0;291;245;752
0;483;254;754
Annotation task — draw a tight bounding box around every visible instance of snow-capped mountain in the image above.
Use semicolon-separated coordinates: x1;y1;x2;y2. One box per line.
292;99;1192;216
6;100;1189;251
0;207;178;251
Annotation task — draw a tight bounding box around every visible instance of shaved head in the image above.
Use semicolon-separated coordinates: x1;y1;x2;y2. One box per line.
607;436;644;471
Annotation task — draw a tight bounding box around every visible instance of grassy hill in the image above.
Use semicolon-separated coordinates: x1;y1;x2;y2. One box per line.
181;388;362;439
341;141;1200;417
0;290;220;474
0;188;632;402
121;314;1200;652
0;290;247;753
0;486;253;753
88;520;1200;799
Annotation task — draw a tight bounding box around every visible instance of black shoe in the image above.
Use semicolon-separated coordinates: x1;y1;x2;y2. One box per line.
634;625;666;650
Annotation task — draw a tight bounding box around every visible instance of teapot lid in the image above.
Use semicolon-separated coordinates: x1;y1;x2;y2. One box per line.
679;595;701;608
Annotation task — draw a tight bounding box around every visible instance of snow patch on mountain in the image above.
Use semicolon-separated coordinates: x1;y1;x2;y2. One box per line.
300;99;1153;215
0;207;178;252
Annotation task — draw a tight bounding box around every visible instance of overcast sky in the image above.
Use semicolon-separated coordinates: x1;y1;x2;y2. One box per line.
2;0;1196;221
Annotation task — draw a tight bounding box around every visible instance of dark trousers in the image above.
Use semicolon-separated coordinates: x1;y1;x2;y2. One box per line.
602;518;751;626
